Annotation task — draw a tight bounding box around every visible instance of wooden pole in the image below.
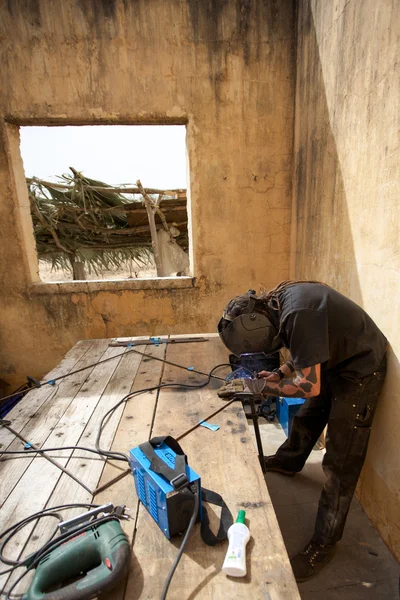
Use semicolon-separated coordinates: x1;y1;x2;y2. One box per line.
136;180;164;276
69;254;86;280
27;177;185;197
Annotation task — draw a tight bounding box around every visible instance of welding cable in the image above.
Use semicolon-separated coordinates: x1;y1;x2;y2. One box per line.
95;381;212;462
8;513;124;599
0;503;99;568
0;503;98;596
0;564;18;577
0;513;60;568
3;516;112;600
0;364;231;465
160;490;200;600
0;348;228;406
1;364;233;598
0;445;128;461
94;363;231;463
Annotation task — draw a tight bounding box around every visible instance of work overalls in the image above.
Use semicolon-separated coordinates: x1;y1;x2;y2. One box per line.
273;355;387;546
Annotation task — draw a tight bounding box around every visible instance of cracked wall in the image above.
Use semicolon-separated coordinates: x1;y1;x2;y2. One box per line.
292;0;400;559
0;0;295;390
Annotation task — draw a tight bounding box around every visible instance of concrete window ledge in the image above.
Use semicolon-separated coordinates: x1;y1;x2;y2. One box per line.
29;277;195;295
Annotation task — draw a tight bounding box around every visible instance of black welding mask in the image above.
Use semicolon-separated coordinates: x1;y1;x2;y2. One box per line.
217;291;282;357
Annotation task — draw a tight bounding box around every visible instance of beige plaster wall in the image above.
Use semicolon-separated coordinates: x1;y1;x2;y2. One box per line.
0;1;295;389
292;0;400;558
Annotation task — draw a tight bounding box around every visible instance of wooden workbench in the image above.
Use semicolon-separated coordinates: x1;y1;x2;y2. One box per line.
0;335;300;600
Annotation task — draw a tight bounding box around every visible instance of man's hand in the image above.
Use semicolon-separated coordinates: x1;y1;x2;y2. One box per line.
259;362;294;382
258;370;280;382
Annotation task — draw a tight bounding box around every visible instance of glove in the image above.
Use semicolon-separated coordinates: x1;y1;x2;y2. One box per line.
217;379;245;398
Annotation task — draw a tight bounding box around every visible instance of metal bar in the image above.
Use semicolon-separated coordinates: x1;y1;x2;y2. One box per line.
248;395;267;474
109;337;209;348
0;341;225;404
92;468;132;497
176;399;237;442
127;347;226;381
0;421;94;495
93;391;236;496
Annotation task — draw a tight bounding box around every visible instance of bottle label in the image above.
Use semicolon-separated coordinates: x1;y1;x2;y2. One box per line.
227;548;242;559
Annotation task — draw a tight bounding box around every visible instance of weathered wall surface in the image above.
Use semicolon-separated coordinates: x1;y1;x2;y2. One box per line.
292;0;400;558
0;1;295;389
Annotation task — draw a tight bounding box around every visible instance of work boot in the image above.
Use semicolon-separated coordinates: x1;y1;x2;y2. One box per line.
264;455;297;476
290;540;336;582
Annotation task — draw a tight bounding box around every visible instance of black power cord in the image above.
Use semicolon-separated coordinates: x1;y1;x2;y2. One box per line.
0;347;227;406
0;445;127;461
0;365;231;466
161;491;200;600
0;362;232;598
4;513;122;600
94;363;231;463
0;503;99;598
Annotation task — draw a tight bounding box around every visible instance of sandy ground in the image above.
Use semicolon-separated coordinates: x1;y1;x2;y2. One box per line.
39;260;157;282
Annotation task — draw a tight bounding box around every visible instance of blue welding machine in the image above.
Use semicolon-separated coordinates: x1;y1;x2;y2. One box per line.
129;436;202;539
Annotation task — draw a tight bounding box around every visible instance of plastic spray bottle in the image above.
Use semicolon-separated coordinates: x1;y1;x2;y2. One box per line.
222;510;251;577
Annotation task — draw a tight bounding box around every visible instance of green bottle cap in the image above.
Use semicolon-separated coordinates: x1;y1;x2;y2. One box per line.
236;510;246;524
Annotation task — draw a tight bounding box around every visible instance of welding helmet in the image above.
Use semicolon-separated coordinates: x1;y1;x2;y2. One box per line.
217;290;282;357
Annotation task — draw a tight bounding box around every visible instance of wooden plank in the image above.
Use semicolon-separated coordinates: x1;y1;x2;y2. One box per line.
0;344;127;593
0;340;111;506
0;340;94;451
4;341;168;596
1;335;299;599
95;339;168;508
125;336;300;600
95;341;169;600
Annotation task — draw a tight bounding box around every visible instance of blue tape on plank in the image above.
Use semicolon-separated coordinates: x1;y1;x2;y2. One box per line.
199;420;220;432
24;443;32;449
48;380;55;386
127;343;134;348
187;366;194;371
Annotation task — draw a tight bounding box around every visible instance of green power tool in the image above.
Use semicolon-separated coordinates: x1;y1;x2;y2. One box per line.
23;504;131;600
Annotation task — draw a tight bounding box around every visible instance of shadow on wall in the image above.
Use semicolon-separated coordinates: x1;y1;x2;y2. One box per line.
293;0;400;561
293;0;362;304
357;348;400;558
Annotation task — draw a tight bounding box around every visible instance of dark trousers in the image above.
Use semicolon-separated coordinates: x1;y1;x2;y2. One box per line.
274;355;387;546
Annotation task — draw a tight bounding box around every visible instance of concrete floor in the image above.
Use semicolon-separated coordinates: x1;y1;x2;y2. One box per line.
249;417;400;600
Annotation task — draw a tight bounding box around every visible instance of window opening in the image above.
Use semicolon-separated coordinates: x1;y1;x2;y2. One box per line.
19;125;189;282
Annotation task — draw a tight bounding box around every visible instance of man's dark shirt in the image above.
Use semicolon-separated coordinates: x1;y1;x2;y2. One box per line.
271;283;387;379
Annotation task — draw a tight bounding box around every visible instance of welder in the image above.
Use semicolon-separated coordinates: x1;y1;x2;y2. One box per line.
217;280;387;582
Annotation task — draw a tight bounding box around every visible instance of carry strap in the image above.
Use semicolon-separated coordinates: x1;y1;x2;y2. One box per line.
139;436;233;545
201;487;233;546
139;436;189;490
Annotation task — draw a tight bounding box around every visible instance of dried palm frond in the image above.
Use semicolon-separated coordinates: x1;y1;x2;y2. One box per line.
28;168;156;279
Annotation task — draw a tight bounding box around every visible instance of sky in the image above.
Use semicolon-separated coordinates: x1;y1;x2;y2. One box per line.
19;125;187;189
